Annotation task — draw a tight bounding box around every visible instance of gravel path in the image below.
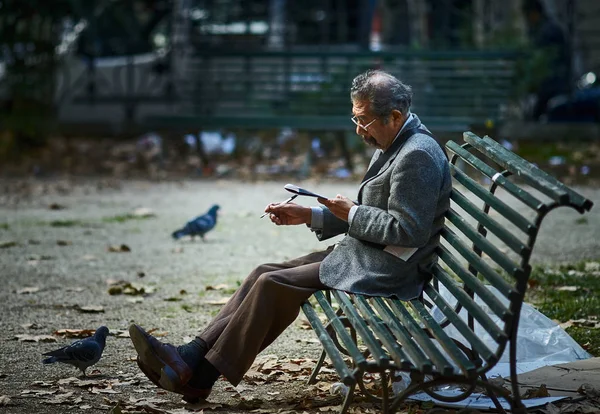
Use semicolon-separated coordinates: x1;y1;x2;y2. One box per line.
0;178;598;413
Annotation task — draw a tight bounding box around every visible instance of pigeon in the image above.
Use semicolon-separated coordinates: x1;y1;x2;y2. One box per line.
42;326;109;377
172;204;220;241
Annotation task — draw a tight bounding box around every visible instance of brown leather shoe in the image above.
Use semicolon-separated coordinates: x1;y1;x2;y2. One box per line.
136;357;212;403
129;324;193;392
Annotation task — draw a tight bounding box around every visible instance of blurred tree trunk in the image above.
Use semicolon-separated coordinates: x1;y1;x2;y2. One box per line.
0;0;71;157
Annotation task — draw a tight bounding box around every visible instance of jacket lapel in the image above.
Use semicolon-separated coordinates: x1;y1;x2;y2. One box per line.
357;115;422;197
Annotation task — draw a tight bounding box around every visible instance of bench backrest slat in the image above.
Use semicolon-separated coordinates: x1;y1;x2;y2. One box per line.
451;166;536;236
423;284;496;363
436;249;512;322
473;134;593;211
430;265;507;342
450;188;530;256
446;141;546;212
446;208;524;277
440;227;516;299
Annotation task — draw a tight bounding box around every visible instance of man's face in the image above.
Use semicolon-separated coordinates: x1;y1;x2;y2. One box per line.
352;100;404;151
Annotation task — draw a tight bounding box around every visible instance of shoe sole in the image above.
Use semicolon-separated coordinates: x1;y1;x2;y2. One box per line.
129;324;183;392
136;357;207;404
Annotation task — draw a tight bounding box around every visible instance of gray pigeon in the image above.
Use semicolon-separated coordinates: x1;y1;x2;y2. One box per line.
42;326;109;376
172;204;220;241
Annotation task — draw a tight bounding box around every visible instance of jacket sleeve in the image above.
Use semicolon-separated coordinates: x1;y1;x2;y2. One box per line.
347;148;443;247
312;207;350;241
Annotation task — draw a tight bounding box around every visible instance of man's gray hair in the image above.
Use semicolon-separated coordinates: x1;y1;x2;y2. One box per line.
350;70;412;120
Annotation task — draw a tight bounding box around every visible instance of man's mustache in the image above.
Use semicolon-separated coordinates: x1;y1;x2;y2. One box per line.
361;135;380;148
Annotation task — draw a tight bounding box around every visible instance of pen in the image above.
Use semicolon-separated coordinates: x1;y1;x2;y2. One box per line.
260;194;298;218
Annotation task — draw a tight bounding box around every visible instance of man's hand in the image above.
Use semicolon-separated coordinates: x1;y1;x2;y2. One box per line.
318;195;355;222
265;202;312;226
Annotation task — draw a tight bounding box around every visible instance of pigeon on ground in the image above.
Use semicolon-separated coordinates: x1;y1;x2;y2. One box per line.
172;204;220;241
42;326;109;377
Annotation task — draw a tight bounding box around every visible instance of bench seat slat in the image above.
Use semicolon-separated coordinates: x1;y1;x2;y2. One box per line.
332;291;390;367
447;208;524;277
385;299;456;375
450;165;536;236
422;284;497;365
446;141;547;213
431;265;508;343
313;292;368;370
408;299;477;375
301;301;356;385
440;227;516;299
450;188;530;257
438;247;512;322
369;298;434;373
353;296;415;370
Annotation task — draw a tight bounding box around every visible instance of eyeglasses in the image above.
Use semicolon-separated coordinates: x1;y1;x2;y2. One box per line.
351;116;378;131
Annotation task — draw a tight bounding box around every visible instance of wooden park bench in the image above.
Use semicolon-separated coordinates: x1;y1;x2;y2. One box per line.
301;131;594;414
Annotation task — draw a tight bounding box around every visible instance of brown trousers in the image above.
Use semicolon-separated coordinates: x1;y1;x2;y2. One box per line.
199;248;331;385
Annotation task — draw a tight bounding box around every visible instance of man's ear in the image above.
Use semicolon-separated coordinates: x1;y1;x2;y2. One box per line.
392;109;404;125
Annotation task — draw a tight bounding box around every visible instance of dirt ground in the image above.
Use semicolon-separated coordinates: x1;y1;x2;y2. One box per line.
0;177;599;414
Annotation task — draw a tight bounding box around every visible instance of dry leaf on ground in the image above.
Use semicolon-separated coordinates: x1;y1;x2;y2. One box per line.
17;287;40;294
108;244;131;253
14;334;57;343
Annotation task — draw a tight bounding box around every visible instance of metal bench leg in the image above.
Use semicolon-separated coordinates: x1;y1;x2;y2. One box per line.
338;383;355;414
308;349;327;385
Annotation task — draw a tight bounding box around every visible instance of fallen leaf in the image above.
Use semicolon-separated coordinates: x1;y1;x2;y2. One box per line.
73;305;105;313
108;244;131;253
205;284;230;291
14;334;57;343
523;384;550;399
65;287;85;292
578;383;600;398
17;286;40;294
56;240;72;246
54;328;96;338
205;297;231;305
82;255;97;261
132;207;156;218
556;286;578;292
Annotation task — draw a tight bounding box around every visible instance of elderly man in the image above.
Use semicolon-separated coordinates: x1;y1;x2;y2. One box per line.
129;69;452;402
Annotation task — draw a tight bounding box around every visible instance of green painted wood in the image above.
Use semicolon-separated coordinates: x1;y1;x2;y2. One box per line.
440;227;516;299
313;292;368;370
409;299;477;375
464;133;570;205
446;141;547;214
352;295;414;371
478;134;593;212
422;283;496;364
450;165;536;236
450;188;530;256
437;246;512;322
332;291;391;367
301;301;356;386
386;299;456;375
446;208;524;277
431;265;508;343
369;298;434;374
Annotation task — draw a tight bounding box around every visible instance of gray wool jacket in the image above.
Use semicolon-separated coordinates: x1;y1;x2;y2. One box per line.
314;114;451;300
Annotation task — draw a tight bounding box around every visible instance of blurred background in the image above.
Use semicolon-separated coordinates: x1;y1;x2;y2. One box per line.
1;0;599;181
